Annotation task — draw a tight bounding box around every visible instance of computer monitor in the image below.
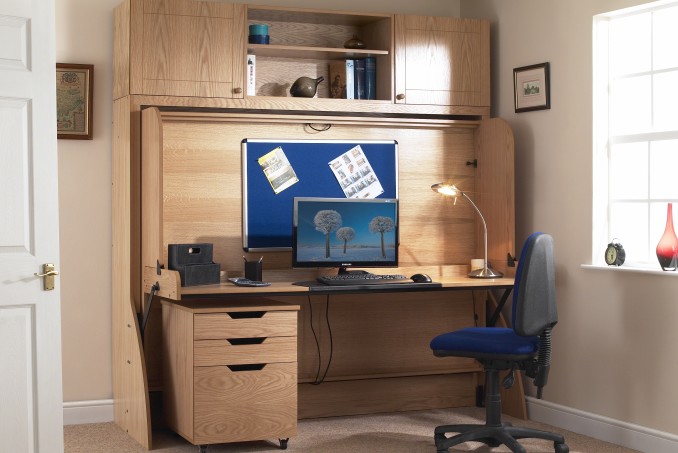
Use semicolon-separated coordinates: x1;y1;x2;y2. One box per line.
292;197;399;274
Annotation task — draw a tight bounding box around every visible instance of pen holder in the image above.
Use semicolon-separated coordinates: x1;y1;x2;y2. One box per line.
244;259;263;281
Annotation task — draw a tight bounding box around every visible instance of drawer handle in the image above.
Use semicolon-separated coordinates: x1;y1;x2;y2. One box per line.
228;311;265;319
227;364;266;372
227;337;266;345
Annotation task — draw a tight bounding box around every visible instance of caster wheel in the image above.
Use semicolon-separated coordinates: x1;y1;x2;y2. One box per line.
555;442;569;453
279;438;289;450
198;446;207;453
434;432;446;444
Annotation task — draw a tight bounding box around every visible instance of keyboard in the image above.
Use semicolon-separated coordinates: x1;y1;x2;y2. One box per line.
317;273;409;286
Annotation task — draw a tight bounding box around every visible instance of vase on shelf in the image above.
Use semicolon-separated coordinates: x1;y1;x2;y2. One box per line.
289;76;324;98
656;202;678;271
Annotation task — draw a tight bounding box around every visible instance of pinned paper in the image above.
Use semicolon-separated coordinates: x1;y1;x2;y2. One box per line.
328;145;383;198
258;146;299;194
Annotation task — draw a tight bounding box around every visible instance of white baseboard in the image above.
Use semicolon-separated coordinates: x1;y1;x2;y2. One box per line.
526;396;678;453
63;399;114;425
63;396;678;453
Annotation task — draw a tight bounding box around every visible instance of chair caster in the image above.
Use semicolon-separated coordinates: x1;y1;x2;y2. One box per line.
198;446;207;453
555;441;569;453
279;438;289;450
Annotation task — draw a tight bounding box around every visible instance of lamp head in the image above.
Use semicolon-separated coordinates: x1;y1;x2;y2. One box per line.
431;182;461;198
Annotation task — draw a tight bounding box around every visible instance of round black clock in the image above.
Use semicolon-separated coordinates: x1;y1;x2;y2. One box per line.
604;240;625;266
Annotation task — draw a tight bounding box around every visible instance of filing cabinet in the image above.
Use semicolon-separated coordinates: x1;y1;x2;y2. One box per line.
161;299;299;450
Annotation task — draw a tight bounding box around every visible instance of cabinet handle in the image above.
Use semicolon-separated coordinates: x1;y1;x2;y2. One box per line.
227;364;266;372
227;337;266;345
228;311;265;319
234;87;243;94
396;93;405;100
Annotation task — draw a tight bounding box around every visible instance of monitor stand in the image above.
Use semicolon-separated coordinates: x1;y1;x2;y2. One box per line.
338;267;370;275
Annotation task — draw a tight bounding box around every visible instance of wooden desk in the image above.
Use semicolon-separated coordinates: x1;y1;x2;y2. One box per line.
149;270;515;299
145;268;520;450
112;107;516;449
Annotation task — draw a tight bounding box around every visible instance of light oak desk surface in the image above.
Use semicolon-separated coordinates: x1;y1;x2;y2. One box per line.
176;276;515;299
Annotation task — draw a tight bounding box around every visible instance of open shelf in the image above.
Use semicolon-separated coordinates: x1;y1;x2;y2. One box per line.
246;5;393;101
247;44;389;60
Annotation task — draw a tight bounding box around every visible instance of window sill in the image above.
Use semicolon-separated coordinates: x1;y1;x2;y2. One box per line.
581;264;678;276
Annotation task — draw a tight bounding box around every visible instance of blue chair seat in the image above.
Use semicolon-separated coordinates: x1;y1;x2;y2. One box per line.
431;327;539;359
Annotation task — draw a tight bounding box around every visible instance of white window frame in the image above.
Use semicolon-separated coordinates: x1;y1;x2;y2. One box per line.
592;0;678;270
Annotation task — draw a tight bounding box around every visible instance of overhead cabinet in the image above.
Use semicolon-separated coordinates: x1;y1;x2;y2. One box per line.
394;15;490;107
115;0;490;111
114;0;246;99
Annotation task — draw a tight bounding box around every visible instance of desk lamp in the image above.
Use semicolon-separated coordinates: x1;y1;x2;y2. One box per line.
431;182;503;278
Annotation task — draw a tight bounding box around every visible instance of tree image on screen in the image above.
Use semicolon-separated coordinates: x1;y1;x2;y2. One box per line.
369;216;395;258
336;227;356;254
314;210;342;258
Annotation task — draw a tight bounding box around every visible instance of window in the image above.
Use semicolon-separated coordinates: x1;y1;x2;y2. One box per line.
593;1;678;267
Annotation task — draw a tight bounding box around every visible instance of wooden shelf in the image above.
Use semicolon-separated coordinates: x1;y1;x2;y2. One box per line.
245;5;393;101
247;44;388;60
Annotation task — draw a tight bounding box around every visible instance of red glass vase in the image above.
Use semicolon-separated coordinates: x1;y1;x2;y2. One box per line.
656;203;678;271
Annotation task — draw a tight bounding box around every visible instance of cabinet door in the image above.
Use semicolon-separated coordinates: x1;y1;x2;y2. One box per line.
394;15;489;107
134;0;245;98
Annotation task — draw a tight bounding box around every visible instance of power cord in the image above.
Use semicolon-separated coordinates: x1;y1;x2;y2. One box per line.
308;294;334;385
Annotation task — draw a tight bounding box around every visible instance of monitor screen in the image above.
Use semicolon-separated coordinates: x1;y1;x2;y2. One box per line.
292;197;399;272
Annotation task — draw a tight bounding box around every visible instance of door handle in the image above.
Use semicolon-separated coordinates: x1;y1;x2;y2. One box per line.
35;263;59;291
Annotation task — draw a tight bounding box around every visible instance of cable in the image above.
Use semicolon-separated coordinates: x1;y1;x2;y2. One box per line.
305;123;332;132
316;295;334;383
307;295;323;385
140;282;159;344
308;295;334;385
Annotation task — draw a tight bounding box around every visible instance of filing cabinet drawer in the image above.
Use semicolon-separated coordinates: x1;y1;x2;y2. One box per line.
194;310;297;340
193;362;297;444
194;336;297;366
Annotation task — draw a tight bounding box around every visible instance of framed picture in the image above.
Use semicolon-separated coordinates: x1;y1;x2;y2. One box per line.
513;62;550;113
56;63;93;139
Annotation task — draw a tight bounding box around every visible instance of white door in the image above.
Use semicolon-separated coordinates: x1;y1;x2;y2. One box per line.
0;0;64;451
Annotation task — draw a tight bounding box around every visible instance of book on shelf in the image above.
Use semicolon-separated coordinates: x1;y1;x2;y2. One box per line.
354;59;366;100
345;60;355;99
328;61;347;99
247;54;256;96
365;57;376;100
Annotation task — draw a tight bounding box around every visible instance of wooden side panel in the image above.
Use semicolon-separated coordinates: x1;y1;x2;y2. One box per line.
475;118;515;277
141;107;164;277
113;0;130;99
299;373;476;419
129;0;144;94
112;96;152;450
479;19;491;108
162;302;195;442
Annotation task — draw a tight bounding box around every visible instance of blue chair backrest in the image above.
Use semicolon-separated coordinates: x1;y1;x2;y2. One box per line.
512;232;558;337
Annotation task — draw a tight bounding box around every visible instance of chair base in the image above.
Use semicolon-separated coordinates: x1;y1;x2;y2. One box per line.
434;423;569;453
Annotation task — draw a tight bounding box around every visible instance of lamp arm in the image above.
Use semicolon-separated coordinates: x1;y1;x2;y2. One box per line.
461;192;488;270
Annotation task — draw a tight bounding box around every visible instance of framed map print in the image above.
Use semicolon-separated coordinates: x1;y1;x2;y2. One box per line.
56;63;93;139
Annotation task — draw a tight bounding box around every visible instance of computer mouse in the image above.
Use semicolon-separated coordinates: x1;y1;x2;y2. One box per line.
410;273;432;283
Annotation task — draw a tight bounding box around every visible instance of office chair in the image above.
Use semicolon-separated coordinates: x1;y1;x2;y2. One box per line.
430;232;568;453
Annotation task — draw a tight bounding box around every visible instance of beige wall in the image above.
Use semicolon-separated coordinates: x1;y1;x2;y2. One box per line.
55;0;459;402
59;0;678;440
461;0;678;436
